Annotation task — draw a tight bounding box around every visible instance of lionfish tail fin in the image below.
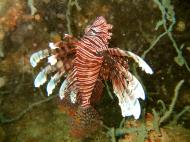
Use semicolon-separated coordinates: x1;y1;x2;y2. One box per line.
69;106;101;138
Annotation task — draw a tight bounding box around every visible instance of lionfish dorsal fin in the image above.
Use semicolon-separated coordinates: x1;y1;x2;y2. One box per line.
84;16;112;44
126;51;153;74
103;48;153;74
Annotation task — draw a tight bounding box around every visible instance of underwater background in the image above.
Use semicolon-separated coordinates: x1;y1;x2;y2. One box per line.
0;0;190;141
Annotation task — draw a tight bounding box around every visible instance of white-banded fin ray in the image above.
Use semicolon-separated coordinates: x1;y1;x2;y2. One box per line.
46;72;64;96
48;55;57;65
70;91;77;104
49;42;58;49
112;69;146;119
126;71;145;100
126;51;153;74
59;79;68;100
34;65;53;87
118;91;141;119
30;49;49;67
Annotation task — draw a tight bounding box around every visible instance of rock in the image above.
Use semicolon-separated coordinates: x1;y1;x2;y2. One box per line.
0;127;5;142
0;41;4;58
0;76;7;88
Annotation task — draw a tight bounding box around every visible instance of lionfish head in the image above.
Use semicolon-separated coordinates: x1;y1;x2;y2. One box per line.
84;16;113;43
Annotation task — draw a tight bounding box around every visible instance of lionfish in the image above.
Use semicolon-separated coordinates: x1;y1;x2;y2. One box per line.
30;16;153;136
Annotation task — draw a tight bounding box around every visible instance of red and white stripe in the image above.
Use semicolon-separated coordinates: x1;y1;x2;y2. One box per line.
66;16;112;108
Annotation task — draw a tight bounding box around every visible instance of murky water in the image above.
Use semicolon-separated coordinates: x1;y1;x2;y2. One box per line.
0;0;190;142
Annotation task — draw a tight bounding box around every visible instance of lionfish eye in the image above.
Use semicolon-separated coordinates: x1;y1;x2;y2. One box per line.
91;29;97;34
85;26;97;36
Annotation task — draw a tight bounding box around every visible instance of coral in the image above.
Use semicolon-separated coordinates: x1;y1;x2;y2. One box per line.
0;0;24;58
116;113;190;142
0;0;43;58
106;79;189;142
170;106;190;125
0;0;23;31
175;21;186;32
159;80;184;125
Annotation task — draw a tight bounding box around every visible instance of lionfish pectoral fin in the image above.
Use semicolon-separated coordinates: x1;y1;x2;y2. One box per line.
123;71;146;119
114;87;142;119
126;51;153;74
126;71;145;100
104;48;153;74
49;42;59;49
59;79;68;99
30;49;50;67
47;55;57;65
112;65;146;119
118;93;141;119
34;71;46;87
34;65;55;87
106;48;128;57
46;71;64;96
64;34;73;39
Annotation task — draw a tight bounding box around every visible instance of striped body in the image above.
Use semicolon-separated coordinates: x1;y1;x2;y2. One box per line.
70;43;103;107
67;17;112;107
